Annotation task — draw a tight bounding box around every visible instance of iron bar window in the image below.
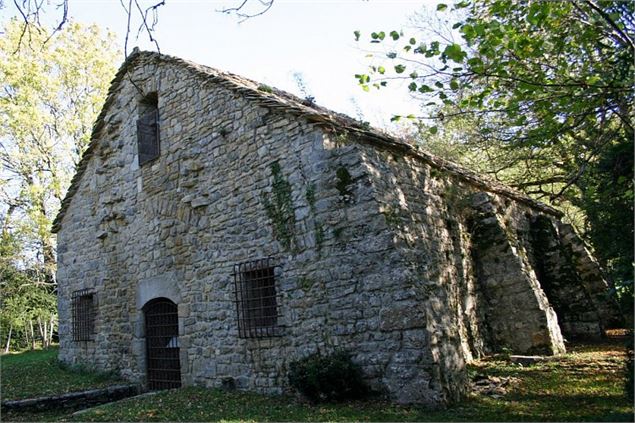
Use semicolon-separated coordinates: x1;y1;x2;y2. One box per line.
71;289;95;342
233;257;282;338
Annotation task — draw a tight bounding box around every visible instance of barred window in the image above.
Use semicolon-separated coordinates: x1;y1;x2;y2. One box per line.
71;289;95;341
233;258;282;338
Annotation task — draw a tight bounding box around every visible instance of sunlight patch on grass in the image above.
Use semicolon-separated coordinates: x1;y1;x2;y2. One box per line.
1;347;121;401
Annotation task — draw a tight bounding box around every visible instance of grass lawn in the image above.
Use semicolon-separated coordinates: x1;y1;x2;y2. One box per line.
2;341;633;422
0;347;121;401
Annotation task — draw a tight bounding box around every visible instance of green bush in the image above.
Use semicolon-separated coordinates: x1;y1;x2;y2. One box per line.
288;350;370;402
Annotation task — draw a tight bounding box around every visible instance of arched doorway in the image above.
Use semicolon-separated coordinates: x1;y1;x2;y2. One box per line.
143;298;181;390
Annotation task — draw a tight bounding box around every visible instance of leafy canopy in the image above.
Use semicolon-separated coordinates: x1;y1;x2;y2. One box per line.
356;1;633;150
0;19;118;272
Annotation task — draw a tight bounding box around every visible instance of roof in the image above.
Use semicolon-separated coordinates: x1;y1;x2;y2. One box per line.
51;50;561;233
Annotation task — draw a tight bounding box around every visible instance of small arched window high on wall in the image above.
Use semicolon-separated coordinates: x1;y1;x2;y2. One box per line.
137;92;160;166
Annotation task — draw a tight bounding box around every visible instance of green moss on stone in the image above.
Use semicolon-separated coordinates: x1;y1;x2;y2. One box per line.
299;276;314;292
257;84;273;93
429;168;441;179
305;183;316;208
332;132;349;146
315;223;325;251
382;204;403;228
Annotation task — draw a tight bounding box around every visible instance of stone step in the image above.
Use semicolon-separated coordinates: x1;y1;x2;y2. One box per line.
0;384;139;412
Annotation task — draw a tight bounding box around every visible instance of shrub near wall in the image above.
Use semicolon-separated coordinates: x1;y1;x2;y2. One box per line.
288;350;370;402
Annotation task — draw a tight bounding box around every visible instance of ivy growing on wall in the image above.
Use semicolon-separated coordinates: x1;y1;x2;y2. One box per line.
262;162;295;251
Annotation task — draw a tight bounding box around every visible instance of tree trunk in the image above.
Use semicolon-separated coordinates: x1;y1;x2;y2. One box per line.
24;320;29;348
37;316;44;343
37;198;56;285
1;203;20;238
4;325;12;353
38;316;48;348
28;320;36;350
48;315;54;346
43;319;49;348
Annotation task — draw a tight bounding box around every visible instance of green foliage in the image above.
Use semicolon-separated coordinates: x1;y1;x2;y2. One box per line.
382;204;402;229
332;132;350;146
305;183;316;208
304;183;324;252
577;136;634;318
442;183;471;215
257;84;273;93
314;223;325;251
356;0;633;181
0;232;57;352
262;162;295;250
288;350;370;403
0;19;118;283
298;276;314;292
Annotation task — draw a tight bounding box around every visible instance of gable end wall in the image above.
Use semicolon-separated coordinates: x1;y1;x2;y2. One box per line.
56;56;442;403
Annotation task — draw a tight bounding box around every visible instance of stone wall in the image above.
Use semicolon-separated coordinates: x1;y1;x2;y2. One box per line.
350;134;618;358
350;140;568;401
467;193;565;355
56;52;619;407
56;54;440;404
555;222;623;333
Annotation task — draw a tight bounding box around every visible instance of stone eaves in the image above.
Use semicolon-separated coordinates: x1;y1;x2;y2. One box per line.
51;50;561;233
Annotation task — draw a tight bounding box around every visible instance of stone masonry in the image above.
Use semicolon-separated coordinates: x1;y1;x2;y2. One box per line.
53;51;620;406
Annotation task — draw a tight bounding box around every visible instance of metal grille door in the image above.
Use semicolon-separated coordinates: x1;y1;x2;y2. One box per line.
71;289;94;341
144;298;181;390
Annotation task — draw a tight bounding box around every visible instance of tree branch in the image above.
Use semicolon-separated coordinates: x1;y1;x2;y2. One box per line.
219;0;274;23
42;0;68;45
583;0;634;52
134;0;163;53
119;0;132;57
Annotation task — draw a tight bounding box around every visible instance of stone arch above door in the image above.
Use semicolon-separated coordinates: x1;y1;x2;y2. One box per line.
136;273;181;310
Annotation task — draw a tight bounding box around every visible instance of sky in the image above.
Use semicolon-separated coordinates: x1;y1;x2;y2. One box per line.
3;0;437;129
